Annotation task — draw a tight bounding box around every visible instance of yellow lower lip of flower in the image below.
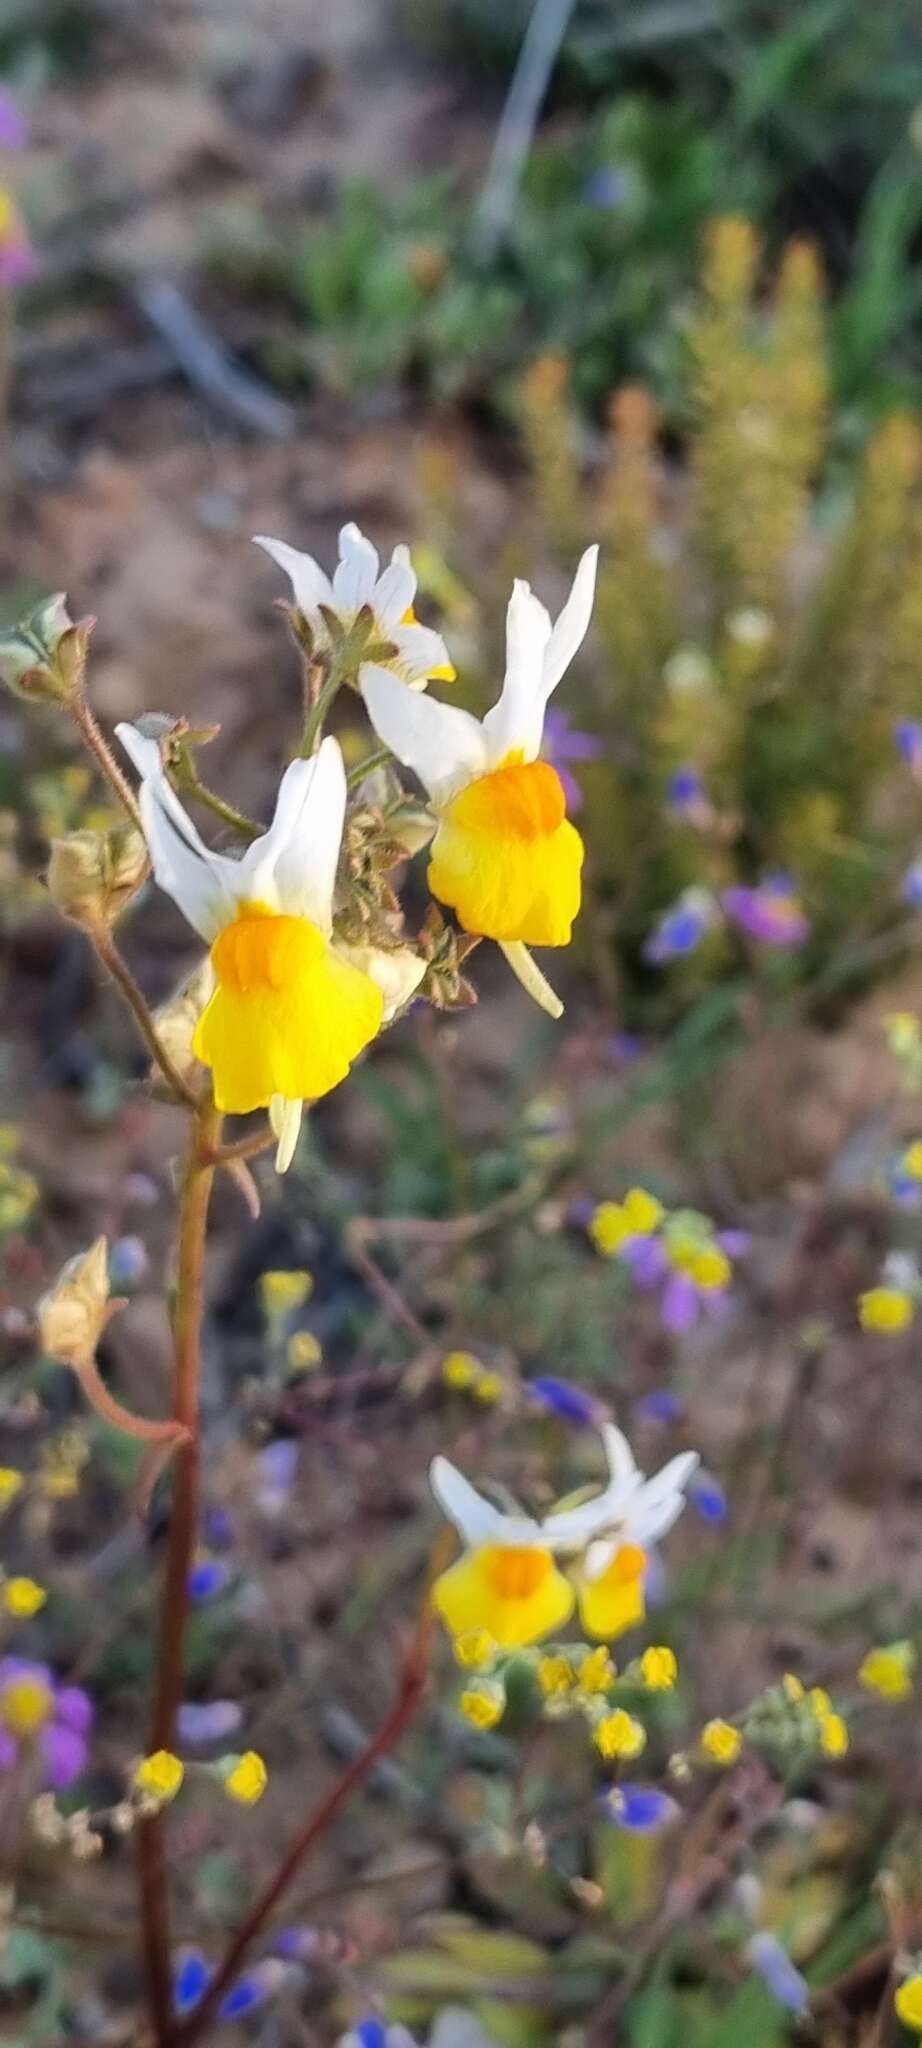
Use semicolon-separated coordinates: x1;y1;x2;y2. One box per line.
1;1676;53;1737
433;1541;574;1649
896;1976;922;2032
195;903;383;1114
859;1648;913;1701
428;761;583;946
577;1544;647;1642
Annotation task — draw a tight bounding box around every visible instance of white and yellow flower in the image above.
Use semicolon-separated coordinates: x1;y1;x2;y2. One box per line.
430;1455;575;1650
254;522;455;688
430;1420;697;1649
117;726;383;1169
359;547;598;1015
542;1425;699;1641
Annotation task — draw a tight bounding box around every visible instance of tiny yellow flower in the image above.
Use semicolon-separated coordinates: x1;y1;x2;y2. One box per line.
135;1750;184;1803
472;1370;503;1405
859;1286;914;1334
700;1719;741;1766
453;1629;497;1671
3;1577;46;1619
460;1684;505;1731
640;1645;678;1691
896;1975;922;2033
286;1330;322;1373
538;1654;575;1697
578;1646;616;1695
594;1709;647;1761
818;1711;849;1759
0;1468;23;1508
224;1751;268;1806
622;1188;665;1235
441;1350;480;1391
807;1686;831;1719
261;1270;313;1319
782;1672;805;1703
903;1142;922;1182
886;1012;921;1056
859;1644;915;1703
589;1202;633;1257
1;1676;53;1737
689;1246;731;1292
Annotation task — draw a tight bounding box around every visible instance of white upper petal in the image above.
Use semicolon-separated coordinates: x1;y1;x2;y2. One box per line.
116;724;242;941
540;544;599;697
541;1438;698;1551
360;663;487;805
602;1423;640;1492
388;622;455;687
333;522;379;614
252;535;335;616
481;547;599;767
238;736;346;931
481;578;552;766
373;553;417;634
430;1456;545;1548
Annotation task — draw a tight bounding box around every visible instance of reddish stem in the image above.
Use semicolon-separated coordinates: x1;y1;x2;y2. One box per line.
171;1624;431;2048
137;1102;221;2045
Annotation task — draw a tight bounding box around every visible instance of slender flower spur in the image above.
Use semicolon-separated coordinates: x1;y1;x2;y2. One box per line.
117;727;383;1169
360;546;598;1016
254;522;455;687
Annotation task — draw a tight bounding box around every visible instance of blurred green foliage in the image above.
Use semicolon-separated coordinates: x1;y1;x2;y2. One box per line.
273;0;922;428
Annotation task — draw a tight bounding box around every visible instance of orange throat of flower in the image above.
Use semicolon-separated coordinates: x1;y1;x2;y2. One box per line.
193;901;383;1116
427;758;583;946
432;1537;576;1649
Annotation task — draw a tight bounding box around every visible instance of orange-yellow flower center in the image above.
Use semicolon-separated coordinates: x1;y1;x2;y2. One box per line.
607;1541;647;1582
194;901;383;1116
481;1544;552;1600
453;759;566;841
211;903;311;993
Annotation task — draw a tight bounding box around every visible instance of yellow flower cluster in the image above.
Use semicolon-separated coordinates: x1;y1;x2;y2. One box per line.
1;1576;46;1620
441;1351;503;1404
590;1189;664;1256
260;1269;313;1320
859;1285;915;1334
224;1751;268;1805
700;1718;741;1766
135;1750;184;1804
594;1708;646;1760
859;1642;915;1702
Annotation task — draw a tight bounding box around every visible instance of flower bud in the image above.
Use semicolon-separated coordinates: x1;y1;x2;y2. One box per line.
334;940;425;1022
47;824;147;927
151;962;212;1091
386;801;436;858
0;597;93;705
38;1237;113;1367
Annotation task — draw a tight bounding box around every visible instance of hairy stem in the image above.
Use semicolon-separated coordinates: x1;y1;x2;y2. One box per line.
172;1606;434;2048
173;758;261;843
71;693;143;827
137;1100;221;2044
90;925;200;1110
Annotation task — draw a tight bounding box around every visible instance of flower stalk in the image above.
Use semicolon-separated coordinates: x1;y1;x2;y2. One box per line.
137;1096;221;2044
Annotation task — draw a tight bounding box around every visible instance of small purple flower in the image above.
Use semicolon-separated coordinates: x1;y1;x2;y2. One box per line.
746;1932;809;2014
583;166;632;211
203;1505;234;1550
902;858;922;909
600;1782;678;1831
895;719;922;773
109;1235;148;1288
188;1558;231;1602
667;767;715;830
256;1438;300;1515
633;1389;684;1427
604;1031;643;1065
889;1165;921;1206
716;1229;750;1259
661;1270;700;1333
177;1699;243;1747
644;888;716;964
689;1470;727;1524
528;1376;599;1424
722;873;809;947
0;93;27;151
542;708;602;814
621;1235;668;1289
0;1658;93;1790
174;1952;210;2016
